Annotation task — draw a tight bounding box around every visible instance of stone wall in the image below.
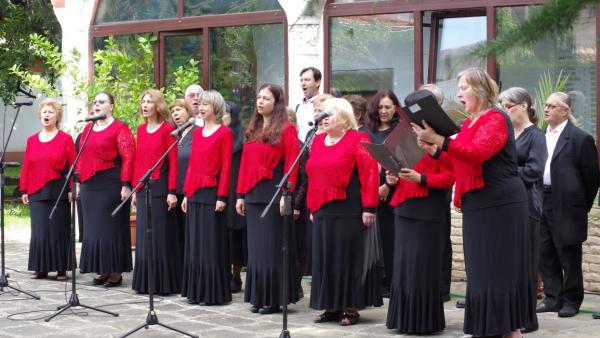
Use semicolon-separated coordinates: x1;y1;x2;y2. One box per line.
450;204;600;292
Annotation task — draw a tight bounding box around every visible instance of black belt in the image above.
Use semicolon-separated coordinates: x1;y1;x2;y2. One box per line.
543;185;552;193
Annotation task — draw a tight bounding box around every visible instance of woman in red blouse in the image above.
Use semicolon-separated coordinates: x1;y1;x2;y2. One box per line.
306;97;382;326
235;83;300;314
78;92;135;287
180;90;233;304
413;68;534;338
131;88;182;295
20;98;75;280
385;90;455;334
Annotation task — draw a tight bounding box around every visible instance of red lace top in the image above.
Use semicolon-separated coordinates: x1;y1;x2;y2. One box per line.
76;120;135;184
132;122;178;191
183;125;233;198
306;130;379;213
445;109;507;208
237;123;299;195
389;152;454;206
20;131;75;195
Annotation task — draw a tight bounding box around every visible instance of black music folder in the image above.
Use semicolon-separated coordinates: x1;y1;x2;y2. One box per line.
402;94;458;137
361;109;424;173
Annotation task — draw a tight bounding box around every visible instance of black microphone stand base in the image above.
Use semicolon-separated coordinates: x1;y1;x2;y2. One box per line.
0;274;41;300
120;310;199;338
46;292;118;322
279;329;291;338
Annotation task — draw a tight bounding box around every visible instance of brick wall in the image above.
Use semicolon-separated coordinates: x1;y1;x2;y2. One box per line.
450;204;600;292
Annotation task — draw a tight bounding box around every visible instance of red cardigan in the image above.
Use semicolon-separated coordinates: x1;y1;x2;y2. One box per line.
236;123;299;195
20;131;75;195
389;151;455;206
183;125;233;198
76;120;135;184
132;122;178;192
306;130;378;213
444;109;507;208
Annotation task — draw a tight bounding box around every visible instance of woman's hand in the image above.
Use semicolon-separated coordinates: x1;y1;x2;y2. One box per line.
181;197;188;213
362;212;375;227
279;196;285;216
309;213;313;222
418;138;438;155
131;192;136;208
68;192;73;202
385;170;398;186
215;200;226;212
293;209;301;221
21;194;29;205
236;198;245;216
166;194;177;211
412;121;444;147
398;168;421;183
378;184;390;201
75;183;81;200
121;186;131;201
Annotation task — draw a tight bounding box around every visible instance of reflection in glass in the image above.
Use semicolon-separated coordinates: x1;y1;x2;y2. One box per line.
330;14;414;101
210;24;284;124
497;6;596;137
185;0;281;16
95;0;177;24
164;34;203;88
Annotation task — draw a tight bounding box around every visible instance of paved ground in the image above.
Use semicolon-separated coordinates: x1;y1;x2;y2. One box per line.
2;228;600;337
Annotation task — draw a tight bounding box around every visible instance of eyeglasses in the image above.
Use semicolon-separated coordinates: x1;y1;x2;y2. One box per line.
544;103;562;110
92;100;107;105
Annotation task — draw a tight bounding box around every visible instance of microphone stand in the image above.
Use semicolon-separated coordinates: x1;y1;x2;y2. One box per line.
45;121;119;321
0;103;40;300
113;137;197;338
261;124;318;338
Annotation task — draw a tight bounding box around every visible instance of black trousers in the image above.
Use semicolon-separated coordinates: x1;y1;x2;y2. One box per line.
539;191;584;308
440;193;452;297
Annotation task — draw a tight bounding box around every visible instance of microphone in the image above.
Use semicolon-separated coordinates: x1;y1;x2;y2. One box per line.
308;111;332;127
170;117;196;136
77;113;107;123
12;101;33;106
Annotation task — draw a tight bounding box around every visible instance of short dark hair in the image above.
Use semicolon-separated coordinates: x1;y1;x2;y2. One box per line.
300;66;322;83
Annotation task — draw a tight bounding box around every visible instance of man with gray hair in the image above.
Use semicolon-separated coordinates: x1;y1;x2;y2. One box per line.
185;84;204;126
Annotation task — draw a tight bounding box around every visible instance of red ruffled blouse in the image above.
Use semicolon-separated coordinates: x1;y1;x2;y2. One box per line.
445;109;507;208
76;120;135;184
183;125;233;198
236;123;299;195
20;131;75;195
306;130;379;213
389;151;455;206
132;122;178;192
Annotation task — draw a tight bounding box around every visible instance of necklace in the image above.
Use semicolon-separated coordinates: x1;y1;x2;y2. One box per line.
326;133;344;145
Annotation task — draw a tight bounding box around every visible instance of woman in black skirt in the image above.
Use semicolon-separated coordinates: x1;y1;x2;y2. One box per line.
21;98;75;280
414;67;535;338
78;92;135;287
307;97;382;326
499;87;547;333
132;89;182;295
223;101;246;293
385;90;455;334
236;83;300;314
181;90;233;304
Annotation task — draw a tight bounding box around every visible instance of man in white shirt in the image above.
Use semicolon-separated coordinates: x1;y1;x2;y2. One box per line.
536;92;599;318
296;67;321;141
185;84;204;127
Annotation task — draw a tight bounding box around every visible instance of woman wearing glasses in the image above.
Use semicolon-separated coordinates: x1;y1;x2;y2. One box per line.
78;92;135;287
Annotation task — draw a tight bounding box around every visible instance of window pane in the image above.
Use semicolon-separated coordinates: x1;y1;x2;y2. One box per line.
185;0;281;16
330;13;415;101
210;24;284;124
497;6;596;137
95;0;177;24
164;34;203;88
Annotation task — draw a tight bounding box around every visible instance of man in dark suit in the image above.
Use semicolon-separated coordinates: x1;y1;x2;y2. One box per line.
536;92;599;318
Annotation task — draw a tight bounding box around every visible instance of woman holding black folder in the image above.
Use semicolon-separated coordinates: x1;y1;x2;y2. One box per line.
413;68;534;338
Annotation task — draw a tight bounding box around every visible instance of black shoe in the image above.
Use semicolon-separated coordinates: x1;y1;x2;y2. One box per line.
259;306;281;315
104;276;122;287
442;294;451;302
521;321;538;333
382;286;390;298
456;299;465;309
93;275;109;285
250;305;260;313
558;304;578;318
536;299;561;313
593;312;600;319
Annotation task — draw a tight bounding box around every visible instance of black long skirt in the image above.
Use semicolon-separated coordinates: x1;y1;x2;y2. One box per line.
310;214;383;311
463;201;535;336
79;176;132;273
132;192;182;295
386;215;445;333
181;202;231;304
244;202;299;307
28;199;71;272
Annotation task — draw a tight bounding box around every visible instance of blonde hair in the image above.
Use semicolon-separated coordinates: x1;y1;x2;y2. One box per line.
139;89;169;123
37;98;63;129
313;94;334;111
199;90;227;123
323;98;357;131
168;99;193;121
286;106;297;127
457;67;499;109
